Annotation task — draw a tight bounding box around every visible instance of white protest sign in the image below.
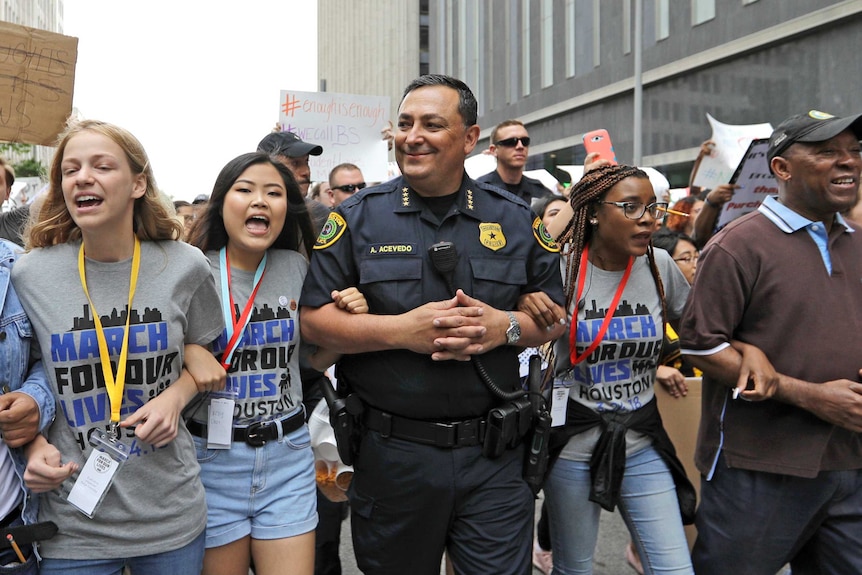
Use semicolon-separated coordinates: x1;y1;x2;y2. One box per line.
464;152;496;180
716;139;777;229
692;114;773;190
278;90;390;183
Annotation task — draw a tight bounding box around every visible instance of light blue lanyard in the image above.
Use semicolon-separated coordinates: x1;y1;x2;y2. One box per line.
218;247;267;370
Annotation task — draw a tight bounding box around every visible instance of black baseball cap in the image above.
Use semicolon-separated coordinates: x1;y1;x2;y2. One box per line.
767;110;862;165
257;131;323;158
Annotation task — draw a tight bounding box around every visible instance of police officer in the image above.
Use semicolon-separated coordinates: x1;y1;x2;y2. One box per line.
477;119;556;211
300;74;566;575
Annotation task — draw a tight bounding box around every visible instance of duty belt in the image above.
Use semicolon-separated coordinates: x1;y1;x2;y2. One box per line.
187;409;305;447
363;406;486;448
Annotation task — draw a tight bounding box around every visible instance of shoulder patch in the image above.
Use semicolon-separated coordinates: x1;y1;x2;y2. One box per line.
314;212;347;250
532;217;560;253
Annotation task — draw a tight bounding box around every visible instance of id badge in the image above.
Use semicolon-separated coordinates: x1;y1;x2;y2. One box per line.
66;429;128;518
551;372;575;427
207;389;237;450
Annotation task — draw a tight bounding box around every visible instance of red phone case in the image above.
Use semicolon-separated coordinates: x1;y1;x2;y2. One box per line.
583;129;618;165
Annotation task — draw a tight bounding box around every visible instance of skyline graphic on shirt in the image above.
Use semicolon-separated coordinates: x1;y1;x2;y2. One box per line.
583;298;650;320
71;304;162;331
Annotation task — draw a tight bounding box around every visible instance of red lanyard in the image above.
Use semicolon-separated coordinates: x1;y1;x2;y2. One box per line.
219;247;267;370
569;243;633;365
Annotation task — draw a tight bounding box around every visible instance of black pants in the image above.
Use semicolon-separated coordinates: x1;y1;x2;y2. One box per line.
348;431;533;575
315;489;349;575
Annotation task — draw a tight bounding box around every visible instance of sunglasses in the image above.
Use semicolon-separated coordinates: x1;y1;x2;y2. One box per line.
331;182;367;193
495;136;531;147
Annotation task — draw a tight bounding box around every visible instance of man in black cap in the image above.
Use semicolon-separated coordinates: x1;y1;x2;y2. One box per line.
257;131;324;197
257;131;329;234
680;110;862;574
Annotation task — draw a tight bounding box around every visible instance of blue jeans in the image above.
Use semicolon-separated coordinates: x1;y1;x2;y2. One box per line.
38;529;205;575
544;445;693;575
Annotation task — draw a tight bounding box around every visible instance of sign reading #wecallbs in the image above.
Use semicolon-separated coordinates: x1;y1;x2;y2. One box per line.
277;89;391;183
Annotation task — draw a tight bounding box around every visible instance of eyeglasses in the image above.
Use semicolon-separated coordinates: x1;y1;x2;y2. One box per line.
673;253;700;264
331;182;367;193
495;136;531;148
599;201;669;220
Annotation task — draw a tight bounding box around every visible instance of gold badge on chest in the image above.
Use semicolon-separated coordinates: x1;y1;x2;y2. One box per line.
479;222;506;251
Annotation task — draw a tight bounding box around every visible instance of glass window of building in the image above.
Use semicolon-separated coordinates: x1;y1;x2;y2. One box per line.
692;0;715;25
542;0;553;87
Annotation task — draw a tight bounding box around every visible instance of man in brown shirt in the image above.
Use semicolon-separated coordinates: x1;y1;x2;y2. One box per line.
680;110;862;575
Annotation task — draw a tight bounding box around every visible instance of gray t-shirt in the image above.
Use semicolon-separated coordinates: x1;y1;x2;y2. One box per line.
11;240;223;559
554;248;689;461
190;249;307;426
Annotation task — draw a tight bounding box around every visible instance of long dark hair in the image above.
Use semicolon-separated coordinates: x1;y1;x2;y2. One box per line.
556;164;667;328
189;152;315;258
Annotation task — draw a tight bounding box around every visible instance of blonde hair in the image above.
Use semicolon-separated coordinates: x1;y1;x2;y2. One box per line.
27;119;182;249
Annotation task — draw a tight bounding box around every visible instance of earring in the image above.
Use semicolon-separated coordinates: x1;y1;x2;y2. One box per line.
590;218;598;225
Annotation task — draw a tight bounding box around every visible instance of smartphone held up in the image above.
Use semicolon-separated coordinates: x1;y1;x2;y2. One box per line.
583;129;618;165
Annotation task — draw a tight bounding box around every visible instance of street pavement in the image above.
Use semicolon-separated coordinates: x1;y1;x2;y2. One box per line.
333;492;792;574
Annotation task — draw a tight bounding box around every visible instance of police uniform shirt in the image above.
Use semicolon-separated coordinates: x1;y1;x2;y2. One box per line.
300;174;564;420
476;170;556;209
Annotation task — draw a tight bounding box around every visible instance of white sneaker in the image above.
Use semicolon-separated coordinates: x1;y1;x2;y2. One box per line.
532;539;553;575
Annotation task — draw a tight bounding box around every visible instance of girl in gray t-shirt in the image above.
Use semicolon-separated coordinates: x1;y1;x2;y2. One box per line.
13;119;225;573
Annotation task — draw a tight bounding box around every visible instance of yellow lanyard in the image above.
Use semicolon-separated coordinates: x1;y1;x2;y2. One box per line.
77;237;141;431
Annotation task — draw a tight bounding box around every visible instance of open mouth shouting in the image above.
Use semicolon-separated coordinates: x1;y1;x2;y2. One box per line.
246;214;270;235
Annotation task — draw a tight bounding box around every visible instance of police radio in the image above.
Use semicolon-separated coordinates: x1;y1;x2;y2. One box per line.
427;241;524;402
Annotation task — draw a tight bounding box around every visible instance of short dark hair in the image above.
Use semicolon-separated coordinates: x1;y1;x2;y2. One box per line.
400;74;477;128
534;195;567;220
652;228;695;256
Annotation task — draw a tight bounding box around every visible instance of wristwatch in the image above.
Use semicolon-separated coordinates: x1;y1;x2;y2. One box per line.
504;311;521;345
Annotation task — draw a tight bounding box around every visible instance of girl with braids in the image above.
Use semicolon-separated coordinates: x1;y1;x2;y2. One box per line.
523;164;695;574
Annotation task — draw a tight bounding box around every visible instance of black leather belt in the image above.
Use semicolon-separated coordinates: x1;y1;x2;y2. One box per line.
363;406;486;448
186;410;305;447
0;505;21;529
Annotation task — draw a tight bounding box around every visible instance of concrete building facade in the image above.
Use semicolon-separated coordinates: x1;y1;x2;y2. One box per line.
320;0;862;187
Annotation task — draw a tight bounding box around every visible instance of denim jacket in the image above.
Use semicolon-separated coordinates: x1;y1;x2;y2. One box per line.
0;239;54;526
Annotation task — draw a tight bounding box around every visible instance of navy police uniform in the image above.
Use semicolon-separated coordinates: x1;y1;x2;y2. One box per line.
477;169;556;211
300;173;563;575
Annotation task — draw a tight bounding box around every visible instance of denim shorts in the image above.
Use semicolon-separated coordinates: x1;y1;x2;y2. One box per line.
193;423;318;548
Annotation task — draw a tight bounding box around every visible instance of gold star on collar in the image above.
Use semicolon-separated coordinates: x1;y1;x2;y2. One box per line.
466;188;474;211
401;187;411;207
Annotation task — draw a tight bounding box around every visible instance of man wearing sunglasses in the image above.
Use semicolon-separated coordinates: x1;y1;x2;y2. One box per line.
327;163;367;208
478;119;555;210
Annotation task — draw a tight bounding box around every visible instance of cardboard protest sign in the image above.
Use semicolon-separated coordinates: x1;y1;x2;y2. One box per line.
692;114;772;190
0;21;77;146
714;138;777;229
278;90;390;183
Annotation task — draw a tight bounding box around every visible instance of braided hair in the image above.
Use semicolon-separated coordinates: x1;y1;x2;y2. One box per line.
556;164;668;342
